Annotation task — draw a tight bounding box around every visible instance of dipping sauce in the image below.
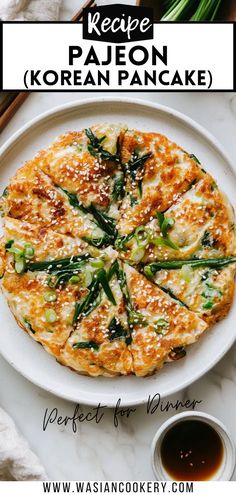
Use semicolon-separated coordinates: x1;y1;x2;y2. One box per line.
161;420;224;481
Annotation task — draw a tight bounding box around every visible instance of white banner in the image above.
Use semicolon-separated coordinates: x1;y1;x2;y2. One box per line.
0;481;236;494
2;23;234;91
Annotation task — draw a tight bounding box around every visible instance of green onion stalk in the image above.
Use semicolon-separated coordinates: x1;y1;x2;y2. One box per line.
144;257;236;278
162;0;222;21
191;0;221;21
162;0;196;20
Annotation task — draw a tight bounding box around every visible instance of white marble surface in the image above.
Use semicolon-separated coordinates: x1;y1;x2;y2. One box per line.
1;1;236;483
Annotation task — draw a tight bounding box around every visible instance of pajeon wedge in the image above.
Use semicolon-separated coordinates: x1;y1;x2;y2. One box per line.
121;264;207;376
116;174;236;263
39;124;125;212
145;263;236;326
117;129;206;236
60;262;133;376
0;163;108;244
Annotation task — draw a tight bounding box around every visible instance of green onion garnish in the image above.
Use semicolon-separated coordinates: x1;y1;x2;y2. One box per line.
24;244;35;259
15;259;26;274
144;257;236;276
44;291;57;303
45;309;57;323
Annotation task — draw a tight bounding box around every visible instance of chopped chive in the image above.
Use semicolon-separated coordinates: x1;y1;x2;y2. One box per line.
27;254;90;272
59;188;88;214
155;213;179;250
189;153;201;164
73;279;101;324
144;257;236;274
202;300;214;310
5;240;14;249
117;266;147;329
112;172;125;201
85;128;119;162
82;234;111;248
201;231;215;248
97;269;116;305
150;237;179;251
115;232;135;251
23;318;36;334
2;187;9;198
134;226;149;247
126;152;152;182
180;264;192;282
161;217;175;237
88;203;117;238
108;317;127;341
72;341;100;351
159;286;189;309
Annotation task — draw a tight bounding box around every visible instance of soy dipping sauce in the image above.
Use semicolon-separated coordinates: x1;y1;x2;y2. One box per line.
161;420;224;481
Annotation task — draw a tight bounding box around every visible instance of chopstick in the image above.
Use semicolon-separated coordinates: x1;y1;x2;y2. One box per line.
72;0;97;22
0;92;18;117
0;0;97;134
0;92;29;134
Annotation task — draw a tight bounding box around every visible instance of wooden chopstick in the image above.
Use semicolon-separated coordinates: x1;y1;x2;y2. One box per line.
72;0;97;22
0;0;97;134
0;92;19;117
0;92;29;134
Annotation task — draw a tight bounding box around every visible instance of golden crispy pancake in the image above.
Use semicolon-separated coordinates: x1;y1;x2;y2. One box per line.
123;264;207;376
60;272;132;377
2;163;100;240
39;124;125;210
118;130;205;236
116;174;236;263
152;264;236;326
0;125;235;377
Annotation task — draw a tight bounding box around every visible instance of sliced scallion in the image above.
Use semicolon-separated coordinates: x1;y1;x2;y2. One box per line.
45;309;57;323
15;259;26;274
134;226;150;247
7;247;24;257
153;318;169;335
44;291;57;303
69;275;81;284
24;244;35;259
90;259;104;269
130;246;145;263
83;269;93;288
180;264;192;282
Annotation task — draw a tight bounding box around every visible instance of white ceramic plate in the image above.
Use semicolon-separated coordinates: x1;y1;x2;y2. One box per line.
0;97;236;407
